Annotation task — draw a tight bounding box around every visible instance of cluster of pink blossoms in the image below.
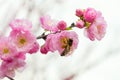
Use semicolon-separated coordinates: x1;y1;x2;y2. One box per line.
0;8;107;80
0;19;39;79
39;8;107;55
40;15;79;56
75;8;107;41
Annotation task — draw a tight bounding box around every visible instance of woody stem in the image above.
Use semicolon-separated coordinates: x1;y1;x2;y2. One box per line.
6;76;14;80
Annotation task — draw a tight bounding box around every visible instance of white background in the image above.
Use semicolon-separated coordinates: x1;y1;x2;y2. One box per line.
0;0;120;80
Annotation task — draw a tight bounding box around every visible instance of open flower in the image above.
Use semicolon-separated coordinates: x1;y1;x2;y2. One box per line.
40;15;59;32
84;11;107;41
40;31;79;56
0;55;26;79
10;30;36;53
0;37;17;60
58;31;78;56
9;19;32;32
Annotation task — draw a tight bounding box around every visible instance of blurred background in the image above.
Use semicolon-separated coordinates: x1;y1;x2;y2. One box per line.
0;0;120;80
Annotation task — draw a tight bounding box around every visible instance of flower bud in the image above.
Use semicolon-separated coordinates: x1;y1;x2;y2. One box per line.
76;20;84;28
75;9;83;17
40;45;48;54
57;20;67;30
84;8;97;23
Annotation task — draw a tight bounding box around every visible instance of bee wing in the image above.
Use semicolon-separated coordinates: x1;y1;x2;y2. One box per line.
61;45;70;56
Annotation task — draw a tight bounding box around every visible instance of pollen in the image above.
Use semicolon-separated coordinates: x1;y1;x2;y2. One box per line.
20;38;26;44
3;48;9;54
60;37;68;48
18;37;27;48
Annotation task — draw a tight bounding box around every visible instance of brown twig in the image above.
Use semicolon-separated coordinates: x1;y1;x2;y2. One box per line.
6;76;14;80
37;23;76;40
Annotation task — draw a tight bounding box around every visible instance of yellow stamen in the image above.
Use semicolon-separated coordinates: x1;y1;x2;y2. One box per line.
20;38;26;44
3;48;9;54
61;37;68;48
18;37;27;48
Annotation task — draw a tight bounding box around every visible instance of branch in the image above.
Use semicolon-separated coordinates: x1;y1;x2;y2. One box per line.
6;76;14;80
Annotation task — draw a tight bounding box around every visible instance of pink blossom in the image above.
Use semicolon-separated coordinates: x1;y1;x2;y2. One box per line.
40;15;59;32
93;14;107;40
10;30;36;53
14;52;26;60
57;20;67;30
40;45;49;54
84;8;97;23
0;55;26;79
9;19;32;32
28;42;39;54
0;63;15;79
84;24;95;41
75;9;83;17
84;11;107;41
41;31;79;56
40;34;54;54
0;37;17;60
46;33;60;53
58;31;78;56
76;20;85;28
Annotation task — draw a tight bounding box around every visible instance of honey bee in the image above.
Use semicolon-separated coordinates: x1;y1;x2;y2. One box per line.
61;39;73;56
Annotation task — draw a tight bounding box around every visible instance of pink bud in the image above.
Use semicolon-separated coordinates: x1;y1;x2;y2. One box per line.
40;45;48;54
76;20;84;28
75;9;83;17
57;20;67;30
28;42;39;54
84;8;97;23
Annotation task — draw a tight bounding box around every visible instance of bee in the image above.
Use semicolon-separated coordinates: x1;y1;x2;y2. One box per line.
61;39;73;56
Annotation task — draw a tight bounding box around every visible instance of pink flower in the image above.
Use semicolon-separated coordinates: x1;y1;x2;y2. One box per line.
58;31;78;56
14;52;26;60
84;24;95;41
46;33;60;53
84;11;107;41
9;30;36;53
41;31;79;56
9;19;32;32
40;15;59;32
94;15;107;40
75;9;83;17
76;20;85;28
0;55;26;79
84;8;97;23
0;63;15;79
40;45;49;54
40;34;54;54
0;37;17;60
57;20;67;30
28;42;39;54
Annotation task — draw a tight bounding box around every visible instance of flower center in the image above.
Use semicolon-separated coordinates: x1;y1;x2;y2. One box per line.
60;37;73;56
61;37;68;48
60;37;73;48
18;38;27;48
3;48;9;54
85;22;91;29
20;38;26;44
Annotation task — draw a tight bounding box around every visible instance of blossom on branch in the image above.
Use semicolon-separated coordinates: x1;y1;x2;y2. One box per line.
0;7;107;80
40;31;79;56
75;8;107;41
